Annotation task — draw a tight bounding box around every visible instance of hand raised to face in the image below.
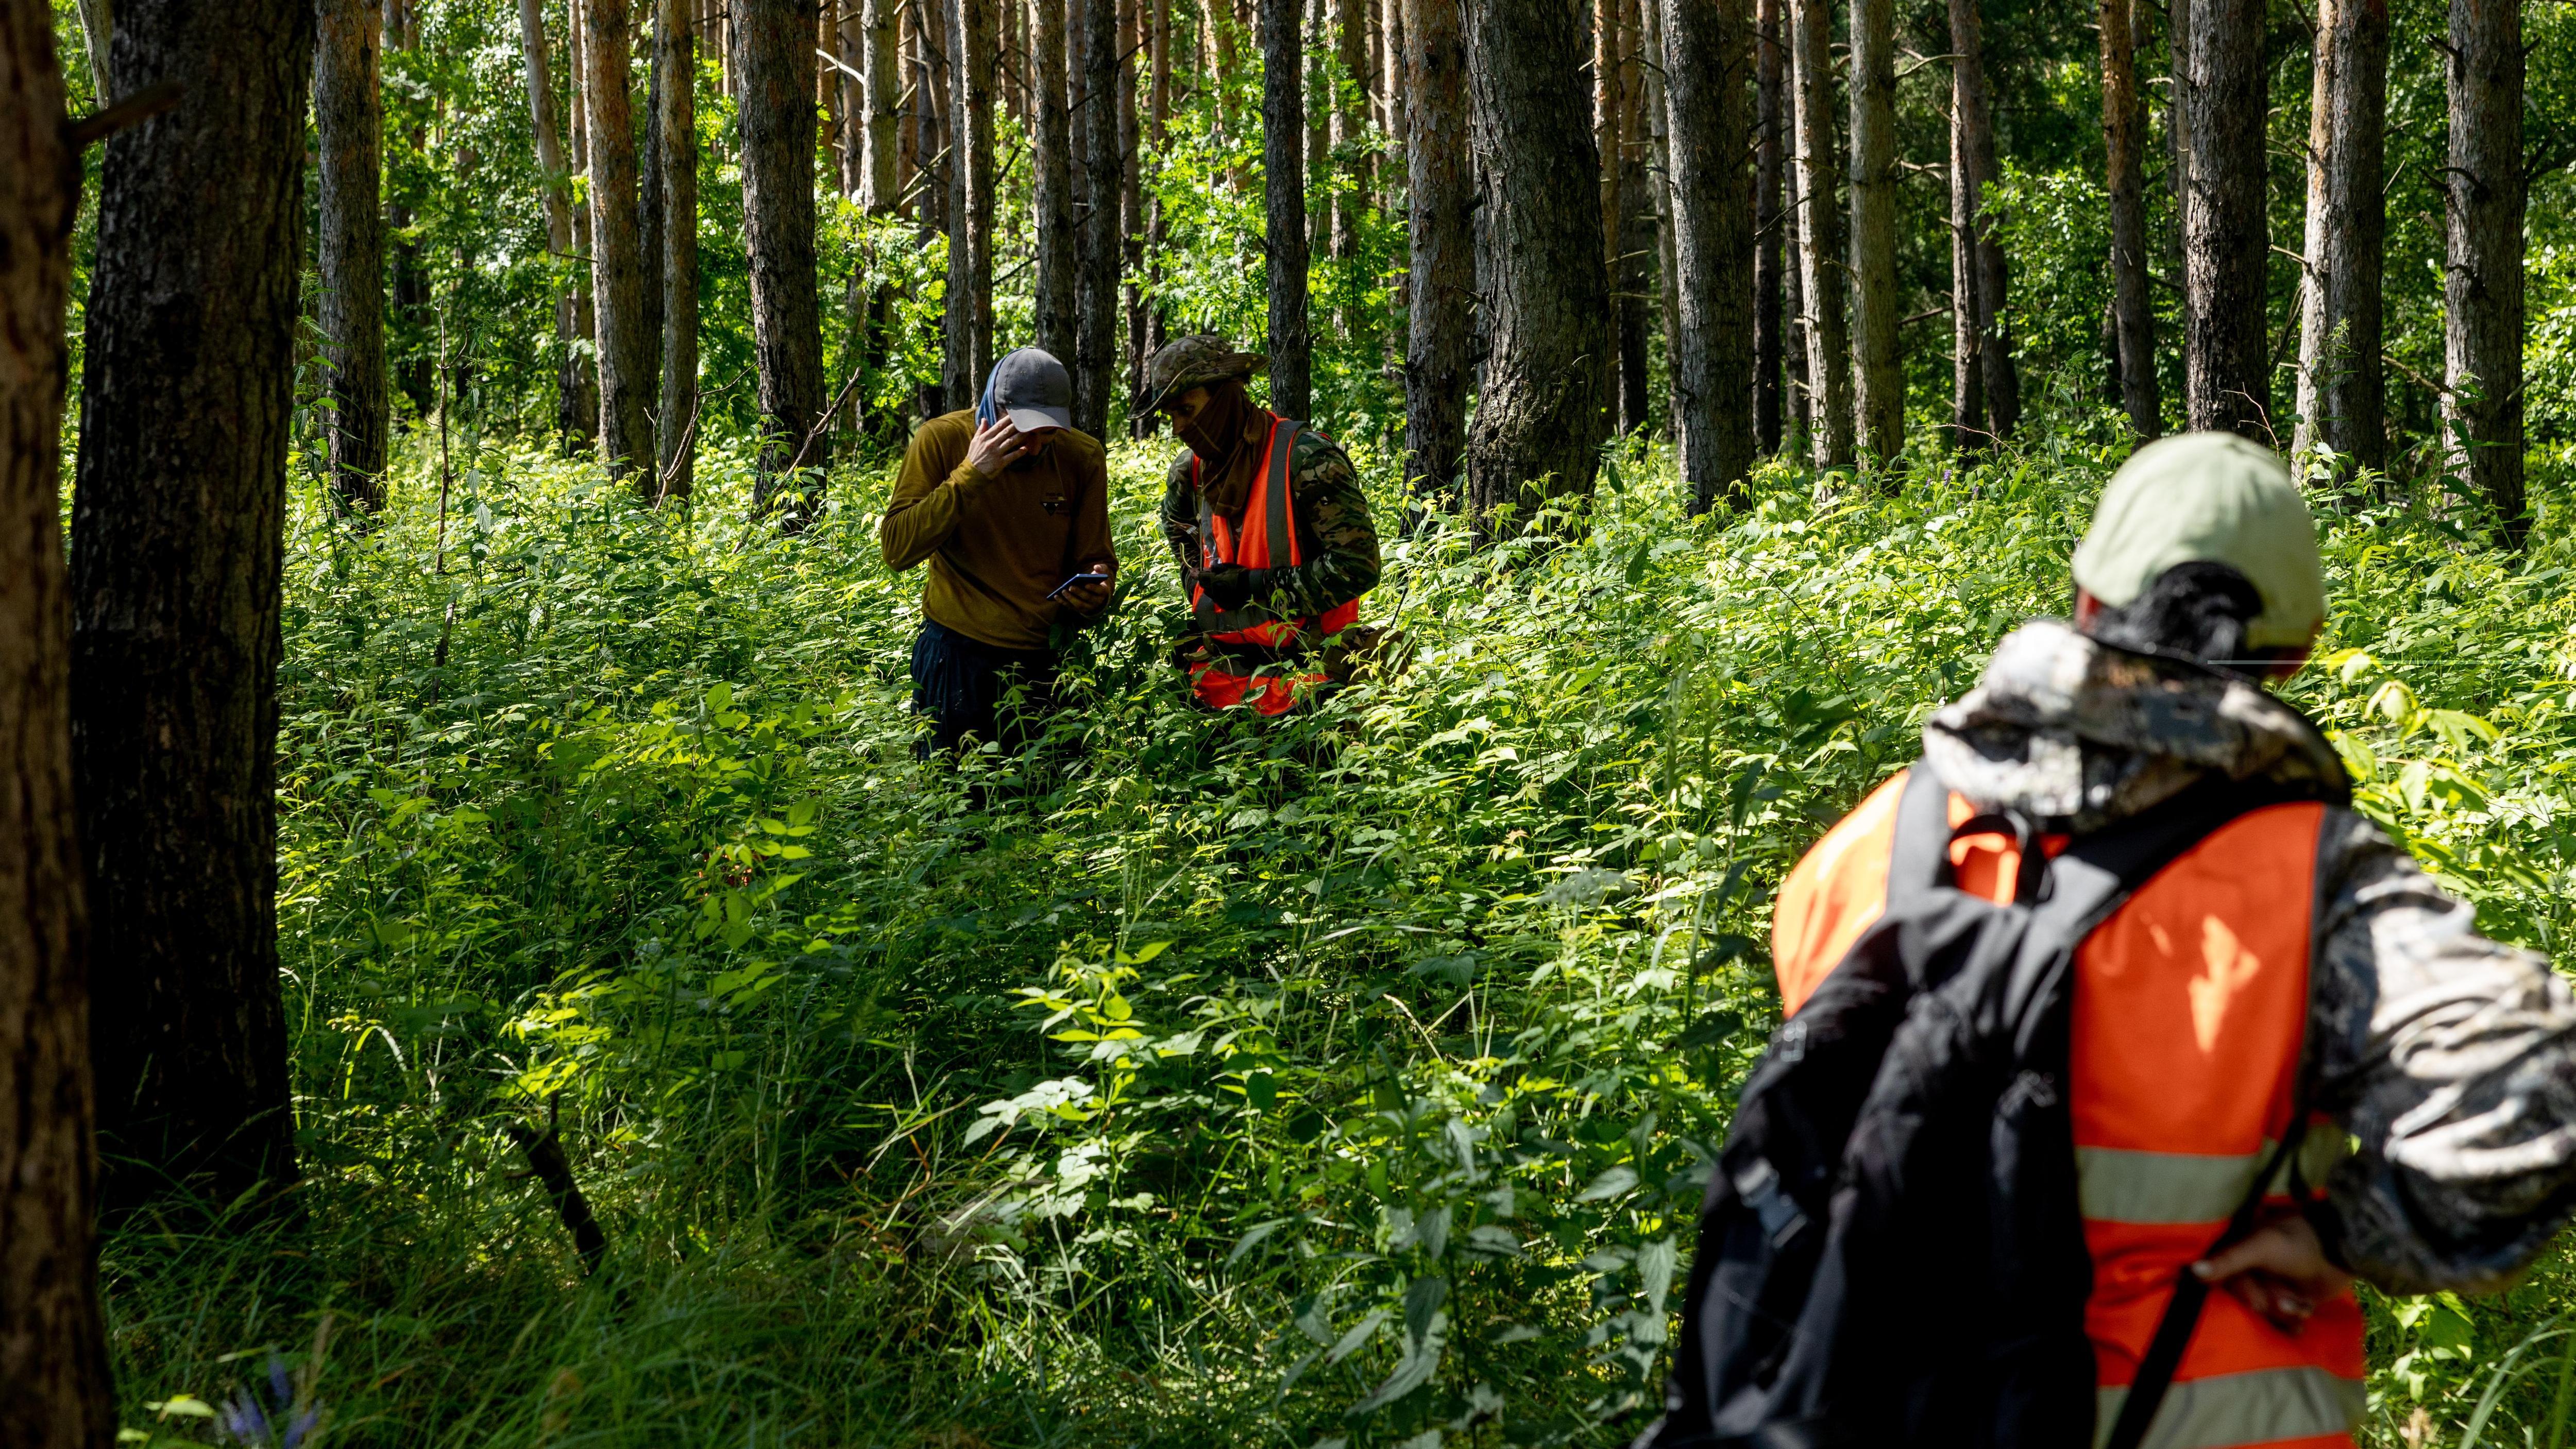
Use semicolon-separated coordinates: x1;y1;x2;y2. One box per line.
964;415;1032;480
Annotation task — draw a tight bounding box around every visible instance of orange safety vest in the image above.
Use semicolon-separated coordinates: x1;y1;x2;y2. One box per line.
1185;412;1363;715
1774;771;2367;1449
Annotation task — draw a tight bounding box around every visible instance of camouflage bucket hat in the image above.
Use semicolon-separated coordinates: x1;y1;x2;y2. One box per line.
1135;334;1266;415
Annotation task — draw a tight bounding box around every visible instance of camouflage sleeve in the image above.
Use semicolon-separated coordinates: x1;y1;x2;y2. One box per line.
1250;429;1380;619
1161;450;1204;574
2307;808;2576;1294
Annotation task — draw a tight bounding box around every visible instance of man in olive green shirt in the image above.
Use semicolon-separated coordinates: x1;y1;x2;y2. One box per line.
879;349;1117;755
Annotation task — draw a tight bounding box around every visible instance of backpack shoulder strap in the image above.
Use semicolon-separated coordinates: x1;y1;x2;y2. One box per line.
1883;762;1957;912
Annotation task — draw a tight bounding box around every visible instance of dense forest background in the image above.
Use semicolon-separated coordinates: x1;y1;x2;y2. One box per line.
7;0;2576;1443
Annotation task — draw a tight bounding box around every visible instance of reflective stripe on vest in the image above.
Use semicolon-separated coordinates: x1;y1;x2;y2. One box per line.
1769;773;2364;1449
1187;413;1362;713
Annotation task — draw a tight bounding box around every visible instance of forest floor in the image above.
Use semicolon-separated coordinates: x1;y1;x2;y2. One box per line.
99;422;2576;1447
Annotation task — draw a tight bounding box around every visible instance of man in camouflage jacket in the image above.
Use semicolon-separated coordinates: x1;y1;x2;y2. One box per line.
1136;336;1380;708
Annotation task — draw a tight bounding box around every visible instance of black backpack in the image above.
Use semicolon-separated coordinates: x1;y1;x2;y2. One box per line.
1637;762;2330;1449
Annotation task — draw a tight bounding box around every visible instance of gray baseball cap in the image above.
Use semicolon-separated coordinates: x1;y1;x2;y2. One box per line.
990;348;1074;433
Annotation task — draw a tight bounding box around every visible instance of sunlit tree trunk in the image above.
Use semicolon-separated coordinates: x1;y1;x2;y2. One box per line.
1074;0;1122;432
73;0;307;1220
2180;0;2266;437
1846;0;1898;467
656;0;699;501
2101;0;2158;439
944;0;995;404
1751;0;1783;454
317;0;388;512
2443;0;2522;534
1402;0;1469;513
1786;0;1849;467
1950;0;2015;437
1332;0;1368;263
1261;0;1311;420
0;12;117;1440
1463;0;1612;532
1948;74;1981;450
1120;0;1145;424
1615;0;1652;436
865;0;900;210
2291;0;2384;471
1032;0;1077;363
520;0;591;449
1145;0;1170;361
1661;0;1752;507
738;0;828;515
583;0;654;473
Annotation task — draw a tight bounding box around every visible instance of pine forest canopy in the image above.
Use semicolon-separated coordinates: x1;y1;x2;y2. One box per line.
2;0;2575;1441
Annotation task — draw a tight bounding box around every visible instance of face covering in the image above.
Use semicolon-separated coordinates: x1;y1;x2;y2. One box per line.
1177;377;1262;514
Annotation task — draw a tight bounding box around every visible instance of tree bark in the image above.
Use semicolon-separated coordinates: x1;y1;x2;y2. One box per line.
1948;68;1981;450
1639;0;1680;436
1119;0;1145;424
1331;0;1367;263
1463;0;1612;531
1402;0;1469;511
1846;0;1898;467
1950;0;2015;438
864;0;900;210
316;0;387;513
1592;0;1624;432
640;37;665;412
521;0;591;450
1145;0;1170;361
0;11;117;1442
72;0;307;1219
566;0;603;447
583;0;653;473
1785;0;1849;467
2291;0;2383;470
2180;0;2266;437
944;0;994;407
656;0;699;500
1032;0;1076;362
1615;0;1652;436
1662;0;1753;507
1076;0;1122;433
2101;0;2159;439
2444;0;2521;533
737;0;828;513
1261;0;1311;420
1752;0;1783;454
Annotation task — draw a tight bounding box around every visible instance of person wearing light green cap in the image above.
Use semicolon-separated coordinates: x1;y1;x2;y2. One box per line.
1730;432;2576;1449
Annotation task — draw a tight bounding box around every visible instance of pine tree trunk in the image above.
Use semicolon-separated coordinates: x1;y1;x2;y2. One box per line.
2444;0;2521;534
1146;0;1171;361
1402;0;1469;513
2101;0;2159;439
1638;0;1680;438
1950;0;2015;437
1261;0;1312;420
2291;0;2384;470
640;42;666;409
1846;0;1899;467
1786;0;1850;466
1075;0;1122;433
1615;0;1651;437
865;0;900;210
1784;190;1809;444
72;0;307;1219
656;0;700;500
738;0;829;512
944;0;995;406
1382;0;1406;155
317;0;388;512
1661;0;1753;507
1120;0;1145;426
1463;0;1612;532
521;0;590;450
2180;0;2266;437
1306;0;1328;262
0;14;117;1440
1948;86;1982;450
1033;0;1077;361
584;0;653;473
1592;0;1624;433
567;0;603;446
1332;0;1368;262
1752;0;1783;454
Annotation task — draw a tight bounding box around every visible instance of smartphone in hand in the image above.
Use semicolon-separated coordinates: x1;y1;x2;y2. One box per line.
1047;572;1113;601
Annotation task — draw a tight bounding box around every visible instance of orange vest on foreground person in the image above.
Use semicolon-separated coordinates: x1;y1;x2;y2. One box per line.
1774;771;2366;1448
1185;413;1362;715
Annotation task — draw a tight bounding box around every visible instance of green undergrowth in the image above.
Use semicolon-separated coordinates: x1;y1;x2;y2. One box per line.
102;424;2576;1447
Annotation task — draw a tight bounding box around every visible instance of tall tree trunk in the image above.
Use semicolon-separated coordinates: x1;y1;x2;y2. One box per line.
656;0;700;500
72;0;307;1218
1121;0;1146;425
2445;0;2521;534
566;0;603;446
918;0;952;417
1592;0;1625;432
317;0;388;512
1615;0;1651;436
1948;83;1983;450
584;0;653;473
1463;0;1612;531
1075;0;1122;433
1261;0;1311;420
1662;0;1752;507
864;0;900;210
1846;0;1898;466
1032;0;1077;361
1332;0;1367;261
1752;0;1783;454
1950;0;2015;438
2101;0;2159;439
2180;0;2266;437
1146;0;1171;361
0;12;117;1441
2292;0;2384;471
1306;0;1327;261
640;38;666;413
1638;0;1680;439
1403;0;1468;512
522;0;591;450
1784;191;1809;444
738;0;829;513
944;0;994;407
1786;0;1850;466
